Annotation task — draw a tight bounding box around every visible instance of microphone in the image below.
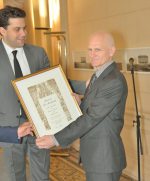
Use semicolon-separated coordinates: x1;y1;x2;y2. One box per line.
129;57;134;65
129;57;134;72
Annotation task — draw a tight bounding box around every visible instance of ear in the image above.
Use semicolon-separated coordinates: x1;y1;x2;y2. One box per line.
109;46;116;57
0;27;6;36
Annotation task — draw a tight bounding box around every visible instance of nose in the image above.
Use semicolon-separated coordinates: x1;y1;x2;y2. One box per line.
20;29;27;36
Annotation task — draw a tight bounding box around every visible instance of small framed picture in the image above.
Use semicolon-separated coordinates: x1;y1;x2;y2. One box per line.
72;51;93;70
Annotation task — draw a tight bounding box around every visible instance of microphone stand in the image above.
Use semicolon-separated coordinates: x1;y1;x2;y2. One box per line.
129;58;143;181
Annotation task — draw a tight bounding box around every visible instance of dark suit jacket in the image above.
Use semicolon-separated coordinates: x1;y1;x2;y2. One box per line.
0;127;19;143
0;40;50;142
55;62;128;174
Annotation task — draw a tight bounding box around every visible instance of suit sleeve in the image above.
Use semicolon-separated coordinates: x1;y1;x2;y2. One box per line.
38;48;50;69
0;127;19;143
55;77;126;147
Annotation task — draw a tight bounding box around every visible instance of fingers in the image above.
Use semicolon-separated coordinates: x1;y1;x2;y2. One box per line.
72;92;77;96
18;123;55;150
20;122;33;130
18;122;34;138
86;78;91;87
36;135;55;149
72;93;82;105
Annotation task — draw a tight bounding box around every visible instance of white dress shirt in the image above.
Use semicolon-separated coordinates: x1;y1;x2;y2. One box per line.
2;39;31;75
2;40;31;117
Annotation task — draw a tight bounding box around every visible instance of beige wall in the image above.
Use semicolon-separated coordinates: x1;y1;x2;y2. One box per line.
67;0;150;79
67;0;150;180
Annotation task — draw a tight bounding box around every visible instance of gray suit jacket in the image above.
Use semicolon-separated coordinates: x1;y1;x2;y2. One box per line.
55;62;128;174
0;40;50;127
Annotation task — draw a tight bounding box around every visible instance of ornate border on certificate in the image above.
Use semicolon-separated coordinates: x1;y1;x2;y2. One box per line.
12;65;82;137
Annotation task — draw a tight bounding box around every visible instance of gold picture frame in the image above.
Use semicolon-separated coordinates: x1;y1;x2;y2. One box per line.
12;65;82;137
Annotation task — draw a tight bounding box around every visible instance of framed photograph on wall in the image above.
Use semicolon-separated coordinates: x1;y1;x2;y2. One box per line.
72;51;93;70
12;65;82;137
113;47;150;73
125;48;150;72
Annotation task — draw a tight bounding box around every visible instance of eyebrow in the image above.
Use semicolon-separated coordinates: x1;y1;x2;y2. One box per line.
88;48;104;51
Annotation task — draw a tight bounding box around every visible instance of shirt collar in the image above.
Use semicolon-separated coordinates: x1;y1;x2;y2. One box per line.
94;60;114;78
2;39;23;55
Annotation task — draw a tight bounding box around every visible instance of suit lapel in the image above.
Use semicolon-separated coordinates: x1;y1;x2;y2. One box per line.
81;62;117;110
23;44;36;73
0;41;36;77
84;62;117;98
0;41;15;80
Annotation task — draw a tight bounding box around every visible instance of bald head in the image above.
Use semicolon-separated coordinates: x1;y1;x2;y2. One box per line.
88;31;116;69
88;32;115;48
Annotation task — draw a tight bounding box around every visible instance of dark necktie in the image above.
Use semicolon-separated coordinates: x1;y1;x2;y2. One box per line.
12;50;23;78
12;51;26;143
12;50;26;118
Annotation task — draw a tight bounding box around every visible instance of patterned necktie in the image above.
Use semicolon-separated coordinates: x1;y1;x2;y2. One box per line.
88;73;97;89
84;73;97;96
80;73;97;109
12;50;23;78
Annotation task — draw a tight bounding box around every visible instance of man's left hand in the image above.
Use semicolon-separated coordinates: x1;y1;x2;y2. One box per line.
36;135;55;149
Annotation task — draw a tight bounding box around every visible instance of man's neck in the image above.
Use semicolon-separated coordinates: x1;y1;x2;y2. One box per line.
94;60;114;78
94;60;113;71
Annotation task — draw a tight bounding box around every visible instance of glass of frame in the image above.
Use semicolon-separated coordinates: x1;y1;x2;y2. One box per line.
12;65;82;137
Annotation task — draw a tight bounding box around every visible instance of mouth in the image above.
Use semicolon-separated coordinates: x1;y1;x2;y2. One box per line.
17;39;26;43
91;58;99;63
18;38;25;41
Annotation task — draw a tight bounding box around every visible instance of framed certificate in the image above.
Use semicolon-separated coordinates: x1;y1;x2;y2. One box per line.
12;65;82;137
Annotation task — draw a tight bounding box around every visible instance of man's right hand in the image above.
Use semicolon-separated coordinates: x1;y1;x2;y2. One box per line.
17;122;33;138
72;93;83;105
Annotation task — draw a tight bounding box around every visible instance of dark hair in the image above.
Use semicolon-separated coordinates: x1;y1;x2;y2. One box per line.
0;6;26;28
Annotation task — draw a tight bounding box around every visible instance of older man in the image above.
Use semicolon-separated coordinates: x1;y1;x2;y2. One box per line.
36;32;128;181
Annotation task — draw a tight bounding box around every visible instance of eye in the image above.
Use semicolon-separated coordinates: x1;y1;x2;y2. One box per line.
14;26;27;32
23;26;27;31
95;48;104;52
88;48;92;52
14;27;20;32
88;48;104;52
